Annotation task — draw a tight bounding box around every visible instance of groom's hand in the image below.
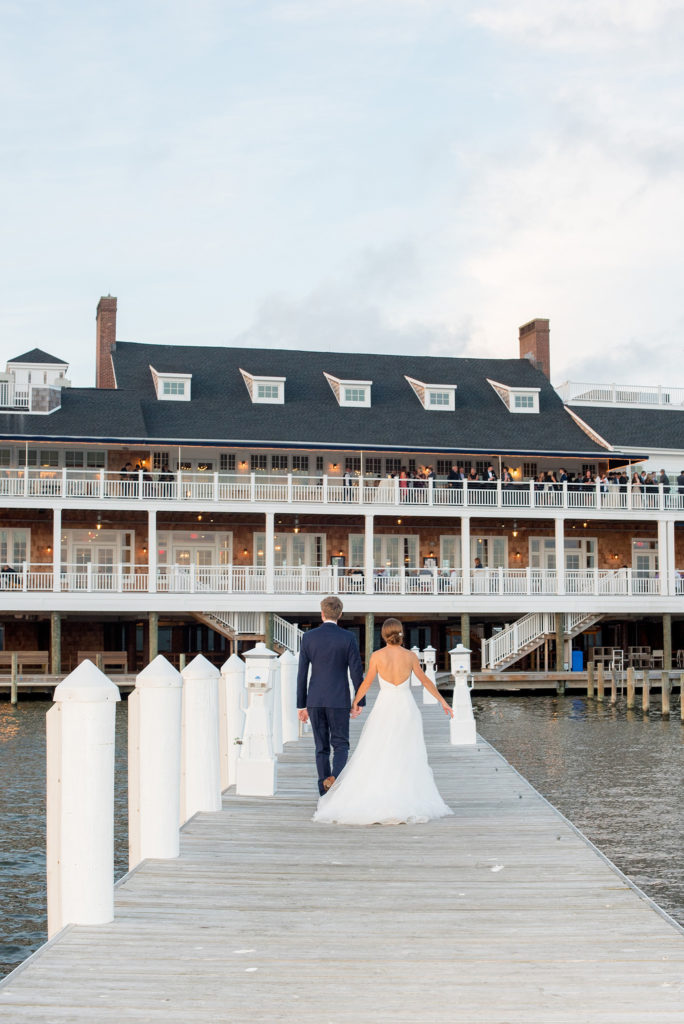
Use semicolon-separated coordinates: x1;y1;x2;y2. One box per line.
350;705;361;719
297;709;309;724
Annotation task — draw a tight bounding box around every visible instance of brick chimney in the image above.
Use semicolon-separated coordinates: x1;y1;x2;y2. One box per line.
96;295;117;389
519;318;550;379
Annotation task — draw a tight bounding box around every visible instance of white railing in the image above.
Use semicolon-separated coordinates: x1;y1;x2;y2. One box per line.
273;614;304;653
481;610;601;669
557;380;684;407
201;610;265;636
1;563;680;598
1;467;683;514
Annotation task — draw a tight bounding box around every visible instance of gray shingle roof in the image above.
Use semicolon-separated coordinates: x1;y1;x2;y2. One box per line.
8;348;67;365
572;406;684;451
0;340;623;457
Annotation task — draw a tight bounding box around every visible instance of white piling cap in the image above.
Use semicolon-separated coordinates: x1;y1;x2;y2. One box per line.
449;643;472;654
279;649;297;663
243;641;277;661
136;654;182;689
182;653;220;679
53;659;121;703
423;645;436;653
220;652;245;674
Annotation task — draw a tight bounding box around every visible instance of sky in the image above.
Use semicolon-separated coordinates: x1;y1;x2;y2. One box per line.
1;0;683;389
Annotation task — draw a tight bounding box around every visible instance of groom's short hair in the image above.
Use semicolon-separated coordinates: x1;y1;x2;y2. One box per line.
321;595;343;621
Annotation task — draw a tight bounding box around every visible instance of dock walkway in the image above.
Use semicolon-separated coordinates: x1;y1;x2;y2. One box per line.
1;702;683;1022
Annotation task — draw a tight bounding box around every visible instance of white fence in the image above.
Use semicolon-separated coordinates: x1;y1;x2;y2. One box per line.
1;467;683;513
3;563;680;597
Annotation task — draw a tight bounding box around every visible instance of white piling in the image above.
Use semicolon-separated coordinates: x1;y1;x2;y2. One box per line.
219;653;246;789
128;655;183;870
422;645;439;704
180;654;222;825
46;660;120;938
279;650;300;744
270;654;283;756
237;643;278;796
449;644;477;745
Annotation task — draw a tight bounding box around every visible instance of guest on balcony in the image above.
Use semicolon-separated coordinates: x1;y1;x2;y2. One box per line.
678;470;684;495
658;469;670;493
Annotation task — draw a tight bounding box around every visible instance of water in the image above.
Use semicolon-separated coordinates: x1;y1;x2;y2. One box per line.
0;700;129;978
1;694;683;979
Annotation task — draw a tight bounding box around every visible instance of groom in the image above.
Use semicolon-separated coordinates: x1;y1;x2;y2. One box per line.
297;595;365;795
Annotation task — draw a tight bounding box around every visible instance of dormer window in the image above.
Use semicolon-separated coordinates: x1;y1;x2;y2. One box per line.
324;373;372;407
240;369;285;404
488;378;540;414
150;366;192;401
405;376;457;411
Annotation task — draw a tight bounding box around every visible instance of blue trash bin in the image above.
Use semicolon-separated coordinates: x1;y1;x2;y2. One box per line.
571;649;584;672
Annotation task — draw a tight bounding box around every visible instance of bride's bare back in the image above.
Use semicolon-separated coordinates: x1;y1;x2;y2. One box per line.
372;645;416;685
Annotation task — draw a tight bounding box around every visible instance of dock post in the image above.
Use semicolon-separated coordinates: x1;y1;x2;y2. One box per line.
642;673;650;713
626;667;635;708
556;677;566;696
50;612;61;676
270;652;283;755
149;611;159;661
179;652;186;671
422;646;439;704
596;663;605;702
610;669;617;705
180;655;222;825
220;654;246;789
237;643;278;796
587;662;594;699
279;650;300;744
555;614;564;671
128;655;182;870
46;661;120;938
460;612;470;649
365;613;375;669
10;651;18;705
661;671;671;717
663;613;672;672
264;612;274;650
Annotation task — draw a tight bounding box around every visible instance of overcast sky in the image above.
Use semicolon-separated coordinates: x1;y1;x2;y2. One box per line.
2;0;683;388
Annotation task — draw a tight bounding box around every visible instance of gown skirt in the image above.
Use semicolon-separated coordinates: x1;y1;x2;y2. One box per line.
313;676;453;825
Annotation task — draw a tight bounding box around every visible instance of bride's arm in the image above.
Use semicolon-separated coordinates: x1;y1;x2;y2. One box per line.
351;653;378;713
410;653;454;717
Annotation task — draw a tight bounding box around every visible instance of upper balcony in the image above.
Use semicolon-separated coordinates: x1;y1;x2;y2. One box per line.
0;468;682;518
557;380;684;409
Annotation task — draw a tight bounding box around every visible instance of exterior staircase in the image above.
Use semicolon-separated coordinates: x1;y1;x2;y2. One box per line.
482;611;603;671
193;611;303;655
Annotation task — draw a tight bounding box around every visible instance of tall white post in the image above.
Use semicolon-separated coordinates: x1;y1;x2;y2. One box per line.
364;513;374;595
555;516;565;595
220;654;246;789
270;654;283;755
180;654;222;825
128;655;183;870
666;520;676;597
657;518;669;596
148;507;157;593
52;506;61;592
279;650;300;744
46;661;120;938
449;644;476;745
461;517;471;595
410;645;422;686
237;643;278;796
422;645;439;704
265;511;275;593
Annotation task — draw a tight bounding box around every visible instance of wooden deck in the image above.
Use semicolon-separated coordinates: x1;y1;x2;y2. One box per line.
1;701;684;1022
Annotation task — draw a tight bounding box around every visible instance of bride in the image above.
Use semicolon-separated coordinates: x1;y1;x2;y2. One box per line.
313;618;454;826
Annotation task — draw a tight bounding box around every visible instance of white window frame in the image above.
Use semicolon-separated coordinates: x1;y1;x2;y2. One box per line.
324;373;372;408
240;369;286;405
254;532;326;567
488;378;540;414
150;366;192;401
405;376;457;411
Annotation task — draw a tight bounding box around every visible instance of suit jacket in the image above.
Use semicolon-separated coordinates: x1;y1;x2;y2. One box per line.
296;621;364;709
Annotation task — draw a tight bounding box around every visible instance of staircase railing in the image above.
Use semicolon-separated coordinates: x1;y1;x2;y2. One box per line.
273;614;304;654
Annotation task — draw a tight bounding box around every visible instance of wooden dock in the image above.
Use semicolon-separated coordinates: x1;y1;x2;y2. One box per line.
2;701;684;1022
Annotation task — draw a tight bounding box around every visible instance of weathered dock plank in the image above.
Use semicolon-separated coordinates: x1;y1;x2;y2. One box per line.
1;701;683;1023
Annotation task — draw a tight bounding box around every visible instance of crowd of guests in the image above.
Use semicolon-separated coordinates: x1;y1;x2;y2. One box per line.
374;464;684;494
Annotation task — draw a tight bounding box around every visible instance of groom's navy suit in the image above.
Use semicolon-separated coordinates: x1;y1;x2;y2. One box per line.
297;621;365;795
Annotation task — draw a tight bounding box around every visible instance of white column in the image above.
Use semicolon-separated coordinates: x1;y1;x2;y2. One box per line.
52;506;61;592
237;643;278;796
220;653;246;789
279;650;300;744
148;507;157;594
364;513;374;595
461;517;471;595
666;520;676;597
46;661;121;938
265;511;275;593
180;655;222;824
657;518;669;596
555;517;565;595
128;655;183;870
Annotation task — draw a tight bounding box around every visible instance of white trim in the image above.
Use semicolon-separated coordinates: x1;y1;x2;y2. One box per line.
405;376;457;411
324;373;372;407
487;378;540;414
240;369;286;404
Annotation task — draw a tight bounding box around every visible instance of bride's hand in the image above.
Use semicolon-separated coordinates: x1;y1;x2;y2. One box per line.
441;701;454;718
350;704;362;719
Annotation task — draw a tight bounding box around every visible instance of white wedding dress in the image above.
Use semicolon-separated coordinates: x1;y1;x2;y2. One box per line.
313;675;453;826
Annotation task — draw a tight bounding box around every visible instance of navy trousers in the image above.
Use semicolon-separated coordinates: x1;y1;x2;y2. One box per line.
308;707;350;795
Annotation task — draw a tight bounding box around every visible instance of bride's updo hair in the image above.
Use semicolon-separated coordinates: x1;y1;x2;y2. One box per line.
381;617;403;646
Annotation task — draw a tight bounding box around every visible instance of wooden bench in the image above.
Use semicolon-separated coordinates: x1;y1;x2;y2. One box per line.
0;651;50;674
77;651;128;673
